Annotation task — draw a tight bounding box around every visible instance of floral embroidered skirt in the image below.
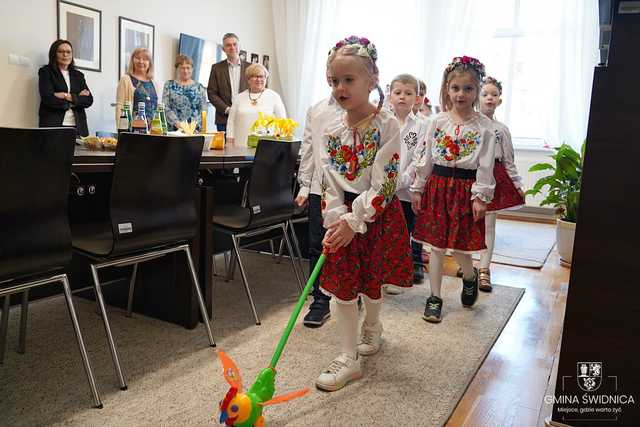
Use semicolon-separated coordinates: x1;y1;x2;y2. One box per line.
413;175;486;252
487;161;524;211
320;197;413;302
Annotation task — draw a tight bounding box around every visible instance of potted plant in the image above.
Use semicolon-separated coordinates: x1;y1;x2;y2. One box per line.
525;142;584;266
247;113;298;147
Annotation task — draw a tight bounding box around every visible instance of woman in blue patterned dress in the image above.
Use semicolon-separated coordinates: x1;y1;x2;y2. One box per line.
162;55;208;131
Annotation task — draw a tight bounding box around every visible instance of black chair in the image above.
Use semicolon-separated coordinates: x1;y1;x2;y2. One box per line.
71;133;214;391
212;139;303;324
0;127;102;408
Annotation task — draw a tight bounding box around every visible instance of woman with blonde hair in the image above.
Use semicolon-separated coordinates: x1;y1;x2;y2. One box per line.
115;47;159;125
226;63;286;146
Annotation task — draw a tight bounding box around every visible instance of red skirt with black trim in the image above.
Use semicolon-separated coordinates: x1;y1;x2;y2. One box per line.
413;175;486;252
487;161;525;212
320;197;413;302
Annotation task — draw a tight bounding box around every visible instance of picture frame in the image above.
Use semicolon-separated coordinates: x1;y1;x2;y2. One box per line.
262;54;270;71
118;16;155;78
57;0;101;72
250;53;259;64
239;50;247;63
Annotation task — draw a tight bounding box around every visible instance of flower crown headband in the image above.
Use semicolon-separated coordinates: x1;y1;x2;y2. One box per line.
482;76;503;94
446;55;486;81
329;35;378;63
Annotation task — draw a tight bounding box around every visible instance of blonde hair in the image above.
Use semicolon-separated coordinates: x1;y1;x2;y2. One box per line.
127;47;154;79
174;54;193;68
439;68;481;112
327;44;384;112
390;74;418;94
245;63;269;80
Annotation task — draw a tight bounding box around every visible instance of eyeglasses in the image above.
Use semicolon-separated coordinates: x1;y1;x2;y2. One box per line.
251;75;266;80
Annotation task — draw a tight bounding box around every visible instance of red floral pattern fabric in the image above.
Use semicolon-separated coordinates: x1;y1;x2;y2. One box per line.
320;197;413;302
487;161;524;211
413;175;486;251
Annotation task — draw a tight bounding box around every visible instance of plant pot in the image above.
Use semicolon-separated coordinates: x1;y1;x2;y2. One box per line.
556;218;576;267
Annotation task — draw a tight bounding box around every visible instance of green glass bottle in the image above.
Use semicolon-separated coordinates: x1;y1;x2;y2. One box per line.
150;109;163;135
157;102;168;135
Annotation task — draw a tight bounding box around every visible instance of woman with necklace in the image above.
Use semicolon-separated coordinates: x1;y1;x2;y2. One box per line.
38;39;93;136
226;63;286;147
162;55;208;131
115;47;158;126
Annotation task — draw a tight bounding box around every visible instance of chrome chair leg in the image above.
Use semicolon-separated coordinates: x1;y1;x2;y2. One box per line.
231;235;260;325
90;265;127;390
288;221;306;280
182;246;216;347
0;296;9;364
269;240;276;259
61;275;103;408
281;224;304;293
226;250;237;282
18;290;29;354
276;238;285;263
125;263;138;318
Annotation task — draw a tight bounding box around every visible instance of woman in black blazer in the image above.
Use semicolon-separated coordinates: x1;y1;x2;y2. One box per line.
38;39;93;137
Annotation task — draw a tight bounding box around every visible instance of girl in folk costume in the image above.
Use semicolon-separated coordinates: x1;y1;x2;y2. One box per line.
410;56;496;323
477;76;525;291
316;36;413;391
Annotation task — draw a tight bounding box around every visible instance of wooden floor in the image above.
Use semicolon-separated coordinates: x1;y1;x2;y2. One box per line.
443;220;570;427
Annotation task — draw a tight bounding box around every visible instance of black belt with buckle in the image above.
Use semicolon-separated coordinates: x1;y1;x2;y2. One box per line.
433;164;476;179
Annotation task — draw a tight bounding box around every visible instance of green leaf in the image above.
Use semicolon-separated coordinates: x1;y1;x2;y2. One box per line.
528;163;555;172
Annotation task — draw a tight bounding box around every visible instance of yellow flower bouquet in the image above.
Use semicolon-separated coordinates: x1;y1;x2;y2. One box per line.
247;112;298;148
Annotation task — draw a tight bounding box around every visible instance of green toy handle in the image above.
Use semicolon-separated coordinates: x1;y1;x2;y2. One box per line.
269;253;327;368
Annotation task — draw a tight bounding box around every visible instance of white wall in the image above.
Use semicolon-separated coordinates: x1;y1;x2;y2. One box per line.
0;0;278;133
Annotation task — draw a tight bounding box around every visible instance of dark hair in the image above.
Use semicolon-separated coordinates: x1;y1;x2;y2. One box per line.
48;39;75;69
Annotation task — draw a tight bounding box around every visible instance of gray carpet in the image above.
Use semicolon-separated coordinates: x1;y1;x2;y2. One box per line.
472;219;556;268
0;252;524;427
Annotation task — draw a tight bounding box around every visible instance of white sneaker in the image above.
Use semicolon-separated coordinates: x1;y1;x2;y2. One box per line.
358;322;383;356
315;354;362;391
382;284;404;295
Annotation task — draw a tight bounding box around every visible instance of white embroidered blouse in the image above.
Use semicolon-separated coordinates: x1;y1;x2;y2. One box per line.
296;97;341;198
396;112;430;202
410;112;496;203
321;108;401;233
492;119;523;189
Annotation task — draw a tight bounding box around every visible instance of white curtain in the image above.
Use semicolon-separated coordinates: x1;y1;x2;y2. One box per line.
272;0;599;149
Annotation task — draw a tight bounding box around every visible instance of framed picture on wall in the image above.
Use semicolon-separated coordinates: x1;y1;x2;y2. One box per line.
118;17;154;78
57;0;102;72
250;53;259;64
262;54;270;71
239;50;247;63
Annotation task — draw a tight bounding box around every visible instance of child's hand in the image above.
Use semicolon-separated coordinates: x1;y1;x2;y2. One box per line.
322;219;355;253
411;192;422;214
472;198;487;222
294;195;308;207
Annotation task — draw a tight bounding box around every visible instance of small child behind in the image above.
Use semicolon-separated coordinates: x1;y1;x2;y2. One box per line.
384;73;430;293
477;76;524;291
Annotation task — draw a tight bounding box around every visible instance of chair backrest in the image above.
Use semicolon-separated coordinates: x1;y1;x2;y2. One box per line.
0;127;75;281
109;133;204;255
246;139;300;224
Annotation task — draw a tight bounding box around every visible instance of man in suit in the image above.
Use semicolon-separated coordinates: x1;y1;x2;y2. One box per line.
207;33;251;132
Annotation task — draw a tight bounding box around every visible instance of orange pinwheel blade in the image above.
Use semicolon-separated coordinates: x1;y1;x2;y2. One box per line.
258;388;310;407
218;350;243;391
